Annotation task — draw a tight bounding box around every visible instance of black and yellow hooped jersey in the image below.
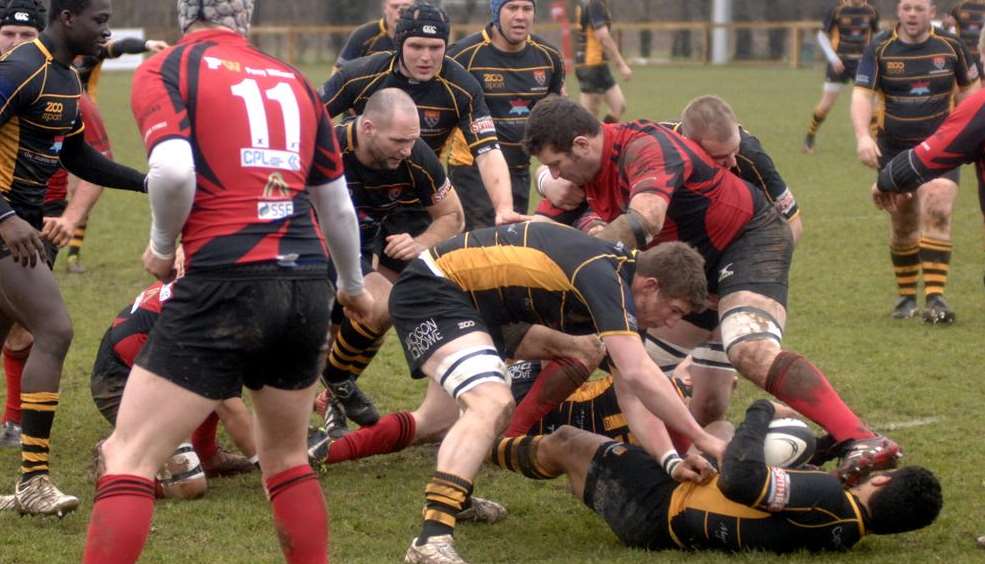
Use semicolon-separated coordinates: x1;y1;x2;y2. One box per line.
320;52;500;159
335;121;452;222
575;0;612;68
822;1;880;61
424;221;639;338
856;28;978;144
667;471;867;552
446;27;565;169
0;36;84;222
951;2;985;60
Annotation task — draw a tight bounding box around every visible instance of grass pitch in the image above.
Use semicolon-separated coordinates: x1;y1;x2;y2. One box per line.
0;64;983;563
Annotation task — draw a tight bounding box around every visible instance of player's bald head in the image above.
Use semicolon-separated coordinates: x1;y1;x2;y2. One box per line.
363;88;419;131
680;95;739;144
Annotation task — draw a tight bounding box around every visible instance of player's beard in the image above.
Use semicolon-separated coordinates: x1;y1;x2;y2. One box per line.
368;143;402;170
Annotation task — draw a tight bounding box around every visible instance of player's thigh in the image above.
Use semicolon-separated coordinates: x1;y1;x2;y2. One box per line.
104;365;218;477
412;377;463;442
249;382;319;476
0;257;71;340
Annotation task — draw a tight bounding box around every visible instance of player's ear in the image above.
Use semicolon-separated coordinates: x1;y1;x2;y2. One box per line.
870;473;893;488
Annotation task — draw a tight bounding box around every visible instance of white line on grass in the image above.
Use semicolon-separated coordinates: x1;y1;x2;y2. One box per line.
875;416;943;431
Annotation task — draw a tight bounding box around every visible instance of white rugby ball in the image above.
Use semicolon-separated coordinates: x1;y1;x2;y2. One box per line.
764;418;816;468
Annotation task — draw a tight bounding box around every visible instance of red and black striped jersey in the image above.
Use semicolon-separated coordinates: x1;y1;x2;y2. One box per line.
579;121;765;282
131;28;345;271
104;281;172;369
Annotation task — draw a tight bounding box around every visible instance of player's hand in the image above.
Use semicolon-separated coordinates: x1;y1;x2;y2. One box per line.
142;243;177;282
384;233;425;261
618;62;633;81
41;215;78;247
768;400;801;420
338;289;375;327
672;453;717;484
831;58;845;74
145;40;169;53
0;215;45;268
695;433;727;468
585;221;607;236
542;177;585;211
856;136;881;169
495;207;533;226
871;183;911;212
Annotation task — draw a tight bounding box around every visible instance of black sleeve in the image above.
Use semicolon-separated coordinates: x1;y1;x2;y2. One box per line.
410;140;449;207
59;127;146;192
735;128;798;219
336;24;372;67
717;399;774;506
105;37;149;58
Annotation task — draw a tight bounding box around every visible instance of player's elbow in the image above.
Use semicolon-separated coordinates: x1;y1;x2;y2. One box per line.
717;455;768;506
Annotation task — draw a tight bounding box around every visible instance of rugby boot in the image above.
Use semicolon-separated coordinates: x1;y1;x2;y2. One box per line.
404;535;467;564
202;447;255;478
801;133;816;154
323;397;350;440
327;378;379;427
14;475;79;518
65;255;86;274
890;296;918;319
835;436;902;487
306;428;333;466
0;421;21;448
0;494;15;511
922;295;955;325
456;496;507;524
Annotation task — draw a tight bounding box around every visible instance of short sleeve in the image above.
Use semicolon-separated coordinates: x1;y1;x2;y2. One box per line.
588;0;610;29
854;39;880;89
410;140;450;207
130;47;190;155
451;64;500;158
307;101;345;186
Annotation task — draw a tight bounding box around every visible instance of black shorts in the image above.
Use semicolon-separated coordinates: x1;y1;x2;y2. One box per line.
363;207;432;273
583;441;678;550
136;264;333;400
878;137;960;184
90;331;130;425
715;206;793;307
575;64;617;94
448;164;531;231
390;260;510;378
824;58;860;83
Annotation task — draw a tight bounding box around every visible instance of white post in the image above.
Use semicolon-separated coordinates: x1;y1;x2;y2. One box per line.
711;0;733;65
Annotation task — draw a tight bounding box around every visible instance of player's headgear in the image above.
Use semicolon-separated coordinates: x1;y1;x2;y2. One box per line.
490;0;535;26
177;0;254;36
0;0;46;31
394;2;450;58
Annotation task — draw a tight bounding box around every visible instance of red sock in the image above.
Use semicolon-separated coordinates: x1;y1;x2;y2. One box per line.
265;465;328;564
191;412;220;462
765;352;876;443
83;474;156;564
505;358;589;437
326;411;416;464
3;344;29;425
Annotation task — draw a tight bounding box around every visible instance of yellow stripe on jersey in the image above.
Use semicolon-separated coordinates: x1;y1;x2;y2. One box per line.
669;477;770;521
433;246;575;293
0;117;20;191
585;28;603;66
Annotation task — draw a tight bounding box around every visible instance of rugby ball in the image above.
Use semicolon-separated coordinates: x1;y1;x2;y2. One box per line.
156;443;207;500
764;418;816;468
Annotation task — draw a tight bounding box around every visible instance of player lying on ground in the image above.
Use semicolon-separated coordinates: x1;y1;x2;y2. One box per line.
491;399;941;554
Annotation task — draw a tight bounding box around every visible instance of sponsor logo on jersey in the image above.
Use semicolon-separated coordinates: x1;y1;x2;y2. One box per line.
423;110;441;129
508;99;530;116
388;187;404;201
910;80;931;95
533;69;547;85
483;72;506;89
241;148;301;171
258;201;294;220
886;61;905;74
49;136;64;154
203;56;242;73
933;56;946;70
262;172;292;199
42;101;64;122
470;116;496;136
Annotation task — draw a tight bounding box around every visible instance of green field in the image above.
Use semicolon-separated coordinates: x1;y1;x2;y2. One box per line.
0;63;983;563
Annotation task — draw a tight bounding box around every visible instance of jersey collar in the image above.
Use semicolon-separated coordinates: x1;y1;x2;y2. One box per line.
179;27;248;47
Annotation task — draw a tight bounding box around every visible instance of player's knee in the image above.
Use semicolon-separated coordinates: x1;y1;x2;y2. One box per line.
34;316;73;356
721;306;783;386
725;341;774;385
466;385;514;435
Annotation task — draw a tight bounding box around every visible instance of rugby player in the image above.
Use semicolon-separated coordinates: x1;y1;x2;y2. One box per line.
803;0;880;154
82;1;371;561
0;0;149;517
574;0;631;123
334;0;412;70
57;32;168;273
390;222;724;563
0;0;43;450
321;2;525;228
492;400;942;554
446;0;565;228
524;95;901;488
949;0;985;75
851;0;980;323
317;88;464;435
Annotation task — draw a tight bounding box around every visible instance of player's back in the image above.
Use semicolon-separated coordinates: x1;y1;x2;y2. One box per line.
133;29;340;270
